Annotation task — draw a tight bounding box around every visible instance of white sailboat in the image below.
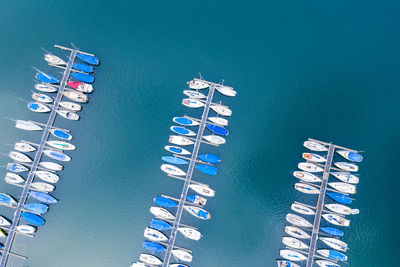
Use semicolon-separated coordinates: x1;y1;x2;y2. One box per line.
32;92;53;103
298;162;324;173
63;91;89;103
44;54;66;65
203;135;226;145
5;172;25;184
144;227;168;242
149;206;175;220
303;141;328;151
183;90;206;99
302;153;326;163
46;140;76;150
286;213;313;228
15;120;42;131
172;249;193;262
182;98;204;108
322;213;350;227
334;162;359;172
208;116;228;126
279;249;307;262
17;225;36;234
320;237;348;252
330;172;359;184
0;216;11;226
315;260;340;267
139;254;162;266
59;101;82;111
189;184;215;197
34;83;58;93
161;164;186;176
285;226;311;239
57;109;80;120
34;171;60;183
14;142;36;153
9;151;32;163
294;183;320;194
328;182;356;194
325;203;359;215
178;227;202;240
291;203;315;215
293;171;322;183
31;182;55;192
282;236;309;250
215;85;236;97
39;161;63;171
169;135;194;146
188;80;209;89
210;104;232;116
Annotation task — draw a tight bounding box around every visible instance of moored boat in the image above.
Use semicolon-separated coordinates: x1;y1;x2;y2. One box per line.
210;104;232;116
334;162;358;172
186;195;207;206
285;226;311;239
279;249;307;262
320;227;344;237
328;182;356;194
162;156;188;165
303;141;328;152
143;241;165;253
144;227;168;242
5;172;25;184
315;260;341;267
188;80;209;89
46;140;75;150
57;109;80;121
149;206;175;220
173;117;200;126
317;249;347;261
17;225;36;235
276;260;301;267
36;72;59;84
184;206;211;220
130;262;148;267
14;142;36;153
35;170;59;183
161;164;186;176
165;145;191;155
139;254;162;266
320;237;348;252
0;193;17;205
206;124;229;136
298;162;323;173
0;216;11;226
208;116;228;126
76;53;100;65
291;203;315;215
182;98;204;108
198;153;220;164
6;163;29;173
330;172;359;184
302;153;326;163
169;135;194;146
9;151;32;163
31;182;55;192
183;90;206;99
21;212;45;226
43;150;71;162
178;227;202;240
172;249;193;262
150;219;171;231
293;171;321;183
24;203;49;215
67;80;94;92
203;135;226;145
170;126;196;136
189;184;215;197
15;120;42;131
39;161;63;171
32;92;53;103
325;203;359;215
71;72;94;83
28;102;50;113
154;196;178;208
73;63;94;73
34;83;58;93
327;192;352;205
215;85;236;97
50;129;72;140
63;91;89;103
44;54;66;65
28;191;57;204
294;183;320;194
59;101;82;111
286;213;313;228
195;165;218;175
282;237;309;250
322;213;350;227
336;150;363;162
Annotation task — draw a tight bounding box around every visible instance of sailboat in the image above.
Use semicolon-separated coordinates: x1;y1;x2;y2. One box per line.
303;141;328;151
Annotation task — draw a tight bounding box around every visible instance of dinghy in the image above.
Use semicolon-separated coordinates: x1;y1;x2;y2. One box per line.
154;196;178;208
17;225;36;235
15;120;42;131
298;162;323;173
9;151;32;163
334;162;359;172
161;164;186;176
315;260;341;267
215;85;237;97
173;117;200;126
337;150;363;162
31;182;55;192
203;135;226;145
50;129;72;140
47;140;75;150
293;171;321;183
327;192;352;205
325;203;359;215
320;227;344;237
330;172;359;184
182;98;204;108
286;213;313;228
24;203;49;215
282;237;309;250
59;101;82;111
36;72;59;84
198;154;220;164
322;213;350;227
7;163;28;173
63;91;89;103
14;142;36;152
285;226;311;239
57;109;80;121
303;141;328;152
208;116;228;126
170;126;196;136
210;104;232;116
178;227;202;240
188;80;209;89
276;260;301;267
172;249;193;262
34;83;58;93
206;124;229;136
320;237;348;252
43;150;71;162
162;156;188;165
294;183;320;194
317;250;347;261
0;216;11;226
35;171;59;183
143;241;165;253
139;254;162;266
73;63;94;73
183;90;206;99
28;191;57;204
21;212;45;226
184;206;211;220
144;227;168;242
279;249;307;262
150;219;171;231
28;102;50;113
39;161;63;171
186;195;207;206
165;145;191;155
67;81;94;93
189;184;215;197
302;153;326;163
291;203;315;215
328;182;356;194
195;165;218;175
76;53;100;65
149;207;175;220
32;92;53;103
44;54;66;65
169;135;194;146
71;72;94;83
5;172;25;184
0;193;17;205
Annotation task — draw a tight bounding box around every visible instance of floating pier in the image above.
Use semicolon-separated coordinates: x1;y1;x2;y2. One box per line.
0;44;99;266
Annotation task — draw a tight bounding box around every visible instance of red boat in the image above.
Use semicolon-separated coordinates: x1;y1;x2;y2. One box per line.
67;81;94;93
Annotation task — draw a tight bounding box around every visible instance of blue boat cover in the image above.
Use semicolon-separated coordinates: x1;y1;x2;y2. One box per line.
196;209;209;220
198;154;220;164
154;196;178;208
195;165;218;175
21;212;45;226
206;124;229;136
47;151;67;160
73;63;94;73
24;203;49;215
150;219;171;230
71;72;94;83
0;243;2;249
36;72;59;84
167;146;184;154
162;156;188;165
173;117;193;126
171;126;191;135
320;227;344;237
143;241;165;253
0;194;12;204
348;151;363;162
53;130;71;140
186;195;196;203
7;163;27;172
326;250;347;261
77;53;100;65
28;103;40;110
28;191;57;204
326;192;352;204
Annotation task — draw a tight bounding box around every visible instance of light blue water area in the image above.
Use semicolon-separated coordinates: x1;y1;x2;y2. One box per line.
0;0;399;266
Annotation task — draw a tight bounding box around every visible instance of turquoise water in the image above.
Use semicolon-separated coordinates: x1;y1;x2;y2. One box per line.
0;0;399;266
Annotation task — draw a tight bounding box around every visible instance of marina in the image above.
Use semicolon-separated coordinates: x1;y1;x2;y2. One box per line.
0;44;99;266
277;138;363;267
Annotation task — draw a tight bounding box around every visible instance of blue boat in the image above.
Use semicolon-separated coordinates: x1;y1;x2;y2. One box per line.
154;196;178;208
21;212;45;226
195;165;218;175
0;193;16;205
319;250;347;261
143;241;165;253
320;227;344;237
327;192;352;204
6;163;28;173
28;191;57;204
150;219;171;230
170;126;196;136
71;72;94;83
165;145;191;155
36;72;60;84
76;53;100;65
172;117;199;126
206;124;229;136
186;195;207;205
51;129;72;140
24;203;49;215
162;156;188;165
198;154;220;164
73;63;94;73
